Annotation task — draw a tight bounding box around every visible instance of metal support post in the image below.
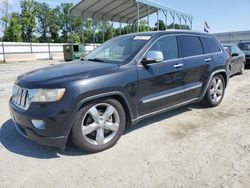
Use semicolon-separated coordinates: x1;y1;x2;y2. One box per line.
147;6;150;31
81;19;85;44
157;9;159;31
92;19;96;47
48;43;51;60
137;2;140;33
163;10;168;30
30;43;33;53
111;22;114;38
102;24;105;43
179;15;182;29
171;13;175;29
1;41;5;62
119;23;122;35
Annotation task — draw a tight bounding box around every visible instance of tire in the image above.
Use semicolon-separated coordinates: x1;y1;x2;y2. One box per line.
239;62;245;75
204;74;225;107
71;98;126;153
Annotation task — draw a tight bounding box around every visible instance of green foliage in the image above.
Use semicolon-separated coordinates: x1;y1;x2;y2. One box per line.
20;0;38;42
167;23;190;30
3;12;22;42
68;32;80;43
36;2;60;42
154;20;166;31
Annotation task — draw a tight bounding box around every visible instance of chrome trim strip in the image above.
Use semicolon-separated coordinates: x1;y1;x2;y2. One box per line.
135;98;200;122
142;83;202;104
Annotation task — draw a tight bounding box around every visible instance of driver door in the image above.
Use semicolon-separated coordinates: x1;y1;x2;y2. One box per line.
137;35;186;116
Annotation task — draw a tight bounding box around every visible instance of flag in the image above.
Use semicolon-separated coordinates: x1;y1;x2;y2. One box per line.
204;21;210;33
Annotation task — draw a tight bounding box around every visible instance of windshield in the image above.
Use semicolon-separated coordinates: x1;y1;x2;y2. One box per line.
84;35;151;64
238;43;250;51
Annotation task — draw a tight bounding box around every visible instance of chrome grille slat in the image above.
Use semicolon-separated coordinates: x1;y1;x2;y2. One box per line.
12;85;29;110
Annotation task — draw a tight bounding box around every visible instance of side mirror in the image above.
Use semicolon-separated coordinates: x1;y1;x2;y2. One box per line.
141;50;164;68
231;53;239;57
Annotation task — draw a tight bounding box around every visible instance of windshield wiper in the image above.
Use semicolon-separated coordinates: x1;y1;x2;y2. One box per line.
86;58;104;62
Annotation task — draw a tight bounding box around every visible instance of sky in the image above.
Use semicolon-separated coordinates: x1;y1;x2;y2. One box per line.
0;0;250;36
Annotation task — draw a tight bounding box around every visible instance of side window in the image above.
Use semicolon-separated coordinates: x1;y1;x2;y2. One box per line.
179;36;203;58
236;46;242;54
149;36;178;61
231;46;238;55
201;37;221;54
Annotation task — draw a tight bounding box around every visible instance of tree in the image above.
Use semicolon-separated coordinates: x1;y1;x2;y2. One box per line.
139;19;148;32
36;3;60;42
167;23;190;30
0;0;11;31
3;12;22;42
154;20;166;31
36;2;50;42
20;0;37;42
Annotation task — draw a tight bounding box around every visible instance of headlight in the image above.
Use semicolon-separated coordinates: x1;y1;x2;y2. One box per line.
31;88;66;102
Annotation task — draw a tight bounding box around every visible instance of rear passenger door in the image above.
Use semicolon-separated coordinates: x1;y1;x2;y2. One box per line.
178;35;214;101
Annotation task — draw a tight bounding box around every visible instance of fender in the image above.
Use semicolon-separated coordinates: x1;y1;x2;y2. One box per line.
76;91;134;121
201;69;228;98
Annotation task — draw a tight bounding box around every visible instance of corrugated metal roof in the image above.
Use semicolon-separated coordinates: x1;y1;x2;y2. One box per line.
69;0;192;24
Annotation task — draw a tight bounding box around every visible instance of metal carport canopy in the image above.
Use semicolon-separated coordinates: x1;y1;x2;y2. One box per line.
69;0;193;24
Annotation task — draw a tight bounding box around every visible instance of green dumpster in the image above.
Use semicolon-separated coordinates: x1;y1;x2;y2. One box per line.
63;44;85;61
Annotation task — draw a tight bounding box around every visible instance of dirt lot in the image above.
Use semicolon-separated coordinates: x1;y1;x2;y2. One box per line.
0;61;250;188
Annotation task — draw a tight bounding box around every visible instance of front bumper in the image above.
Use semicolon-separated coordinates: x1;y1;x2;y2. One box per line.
9;100;71;149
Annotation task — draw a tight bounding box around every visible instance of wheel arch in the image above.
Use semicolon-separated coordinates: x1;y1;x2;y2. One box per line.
201;69;228;98
76;92;133;127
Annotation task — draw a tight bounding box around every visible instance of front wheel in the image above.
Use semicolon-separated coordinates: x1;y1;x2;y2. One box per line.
204;75;225;107
71;99;126;153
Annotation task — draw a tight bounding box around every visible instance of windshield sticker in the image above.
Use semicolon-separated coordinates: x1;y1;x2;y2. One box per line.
134;36;151;40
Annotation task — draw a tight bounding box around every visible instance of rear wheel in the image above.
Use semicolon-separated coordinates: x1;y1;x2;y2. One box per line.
204;75;225;107
71;99;126;153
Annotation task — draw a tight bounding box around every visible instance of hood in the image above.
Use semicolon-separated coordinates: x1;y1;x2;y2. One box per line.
16;61;119;87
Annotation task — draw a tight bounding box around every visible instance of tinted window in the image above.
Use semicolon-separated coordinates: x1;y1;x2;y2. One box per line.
238;43;250;50
179;36;203;58
231;46;241;55
201;37;221;54
149;36;178;61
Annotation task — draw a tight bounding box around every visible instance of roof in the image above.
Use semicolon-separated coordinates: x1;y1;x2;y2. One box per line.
106;30;213;39
69;0;193;24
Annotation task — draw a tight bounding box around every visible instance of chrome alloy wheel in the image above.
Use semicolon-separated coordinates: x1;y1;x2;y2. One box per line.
81;103;120;145
210;77;224;103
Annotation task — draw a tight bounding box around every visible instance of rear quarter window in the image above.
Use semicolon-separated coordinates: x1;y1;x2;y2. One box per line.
201;37;221;54
178;36;203;58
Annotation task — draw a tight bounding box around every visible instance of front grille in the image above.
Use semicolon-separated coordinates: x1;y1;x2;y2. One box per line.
12;85;29;110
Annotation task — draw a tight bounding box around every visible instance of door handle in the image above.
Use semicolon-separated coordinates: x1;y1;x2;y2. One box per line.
204;58;212;62
173;63;184;68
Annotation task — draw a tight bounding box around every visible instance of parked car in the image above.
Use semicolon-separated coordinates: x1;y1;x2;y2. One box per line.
223;44;245;75
9;31;230;153
238;41;250;66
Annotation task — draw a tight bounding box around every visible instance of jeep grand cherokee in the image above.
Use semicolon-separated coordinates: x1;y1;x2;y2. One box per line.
9;31;230;152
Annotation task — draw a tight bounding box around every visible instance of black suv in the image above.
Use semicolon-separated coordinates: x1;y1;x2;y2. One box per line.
9;31;230;152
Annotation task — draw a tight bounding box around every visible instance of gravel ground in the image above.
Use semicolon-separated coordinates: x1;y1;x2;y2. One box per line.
0;61;250;188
